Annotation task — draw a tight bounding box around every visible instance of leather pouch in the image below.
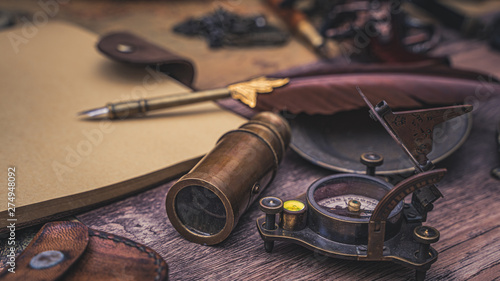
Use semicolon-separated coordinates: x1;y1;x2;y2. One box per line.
97;32;195;88
0;221;168;281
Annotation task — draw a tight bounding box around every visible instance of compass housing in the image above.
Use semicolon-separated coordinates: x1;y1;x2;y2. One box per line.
307;174;404;244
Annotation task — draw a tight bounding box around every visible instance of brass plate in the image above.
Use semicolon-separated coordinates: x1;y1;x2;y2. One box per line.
288;109;472;175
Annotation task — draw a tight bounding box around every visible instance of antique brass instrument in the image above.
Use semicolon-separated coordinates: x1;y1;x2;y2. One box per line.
166;112;291;245
257;89;472;280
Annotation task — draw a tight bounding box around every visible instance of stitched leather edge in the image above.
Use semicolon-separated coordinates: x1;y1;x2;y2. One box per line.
88;229;168;281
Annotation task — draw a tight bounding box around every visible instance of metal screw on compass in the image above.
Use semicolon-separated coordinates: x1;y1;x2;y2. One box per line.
360;152;384;176
259;196;283;252
414;226;440;281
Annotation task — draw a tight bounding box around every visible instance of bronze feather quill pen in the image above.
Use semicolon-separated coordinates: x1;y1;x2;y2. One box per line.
79;77;289;119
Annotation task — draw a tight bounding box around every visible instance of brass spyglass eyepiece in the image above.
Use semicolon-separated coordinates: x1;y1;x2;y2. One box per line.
166;112;291;245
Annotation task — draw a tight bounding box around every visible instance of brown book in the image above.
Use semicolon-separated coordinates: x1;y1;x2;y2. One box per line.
0;22;245;232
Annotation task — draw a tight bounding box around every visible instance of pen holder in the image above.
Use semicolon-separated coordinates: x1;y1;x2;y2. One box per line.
165;112;291;245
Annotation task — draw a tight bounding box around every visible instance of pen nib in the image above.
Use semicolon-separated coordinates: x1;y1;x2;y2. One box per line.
78;107;109;118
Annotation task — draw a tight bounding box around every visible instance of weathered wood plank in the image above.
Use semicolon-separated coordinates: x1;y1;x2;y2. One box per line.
0;1;499;280
71;94;500;280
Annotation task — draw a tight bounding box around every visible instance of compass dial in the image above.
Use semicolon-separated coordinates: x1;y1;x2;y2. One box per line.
317;194;378;218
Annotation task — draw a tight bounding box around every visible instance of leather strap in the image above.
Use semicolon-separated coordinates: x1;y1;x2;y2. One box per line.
0;221;88;281
0;221;168;281
97;32;195;87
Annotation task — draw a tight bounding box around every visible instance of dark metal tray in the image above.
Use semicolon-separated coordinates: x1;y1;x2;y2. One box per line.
287;109;472;175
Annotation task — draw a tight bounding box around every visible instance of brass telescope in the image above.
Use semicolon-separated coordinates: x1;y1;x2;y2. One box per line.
166;112;291;245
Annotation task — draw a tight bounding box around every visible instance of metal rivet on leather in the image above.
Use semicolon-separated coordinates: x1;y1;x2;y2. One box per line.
116;43;134;53
29;250;65;269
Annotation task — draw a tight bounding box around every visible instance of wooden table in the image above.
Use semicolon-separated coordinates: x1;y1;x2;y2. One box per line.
1;1;499;280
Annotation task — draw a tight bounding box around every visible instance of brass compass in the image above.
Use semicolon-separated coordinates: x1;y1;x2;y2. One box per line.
257;88;472;280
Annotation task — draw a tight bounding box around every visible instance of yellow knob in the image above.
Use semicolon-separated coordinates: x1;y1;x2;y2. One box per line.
284;200;305;212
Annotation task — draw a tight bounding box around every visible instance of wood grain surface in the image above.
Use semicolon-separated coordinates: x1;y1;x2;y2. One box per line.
72;94;500;281
0;0;499;280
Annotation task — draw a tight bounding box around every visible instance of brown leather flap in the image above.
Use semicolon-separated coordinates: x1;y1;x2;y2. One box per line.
97;32;195;87
0;222;88;281
0;222;168;281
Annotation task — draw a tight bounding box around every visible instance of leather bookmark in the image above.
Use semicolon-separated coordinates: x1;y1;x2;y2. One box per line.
0;221;168;281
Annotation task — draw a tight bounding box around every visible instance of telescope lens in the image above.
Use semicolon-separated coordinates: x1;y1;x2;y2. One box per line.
175;186;226;236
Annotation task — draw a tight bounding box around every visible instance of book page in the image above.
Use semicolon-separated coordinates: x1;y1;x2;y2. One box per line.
0;22;246;228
